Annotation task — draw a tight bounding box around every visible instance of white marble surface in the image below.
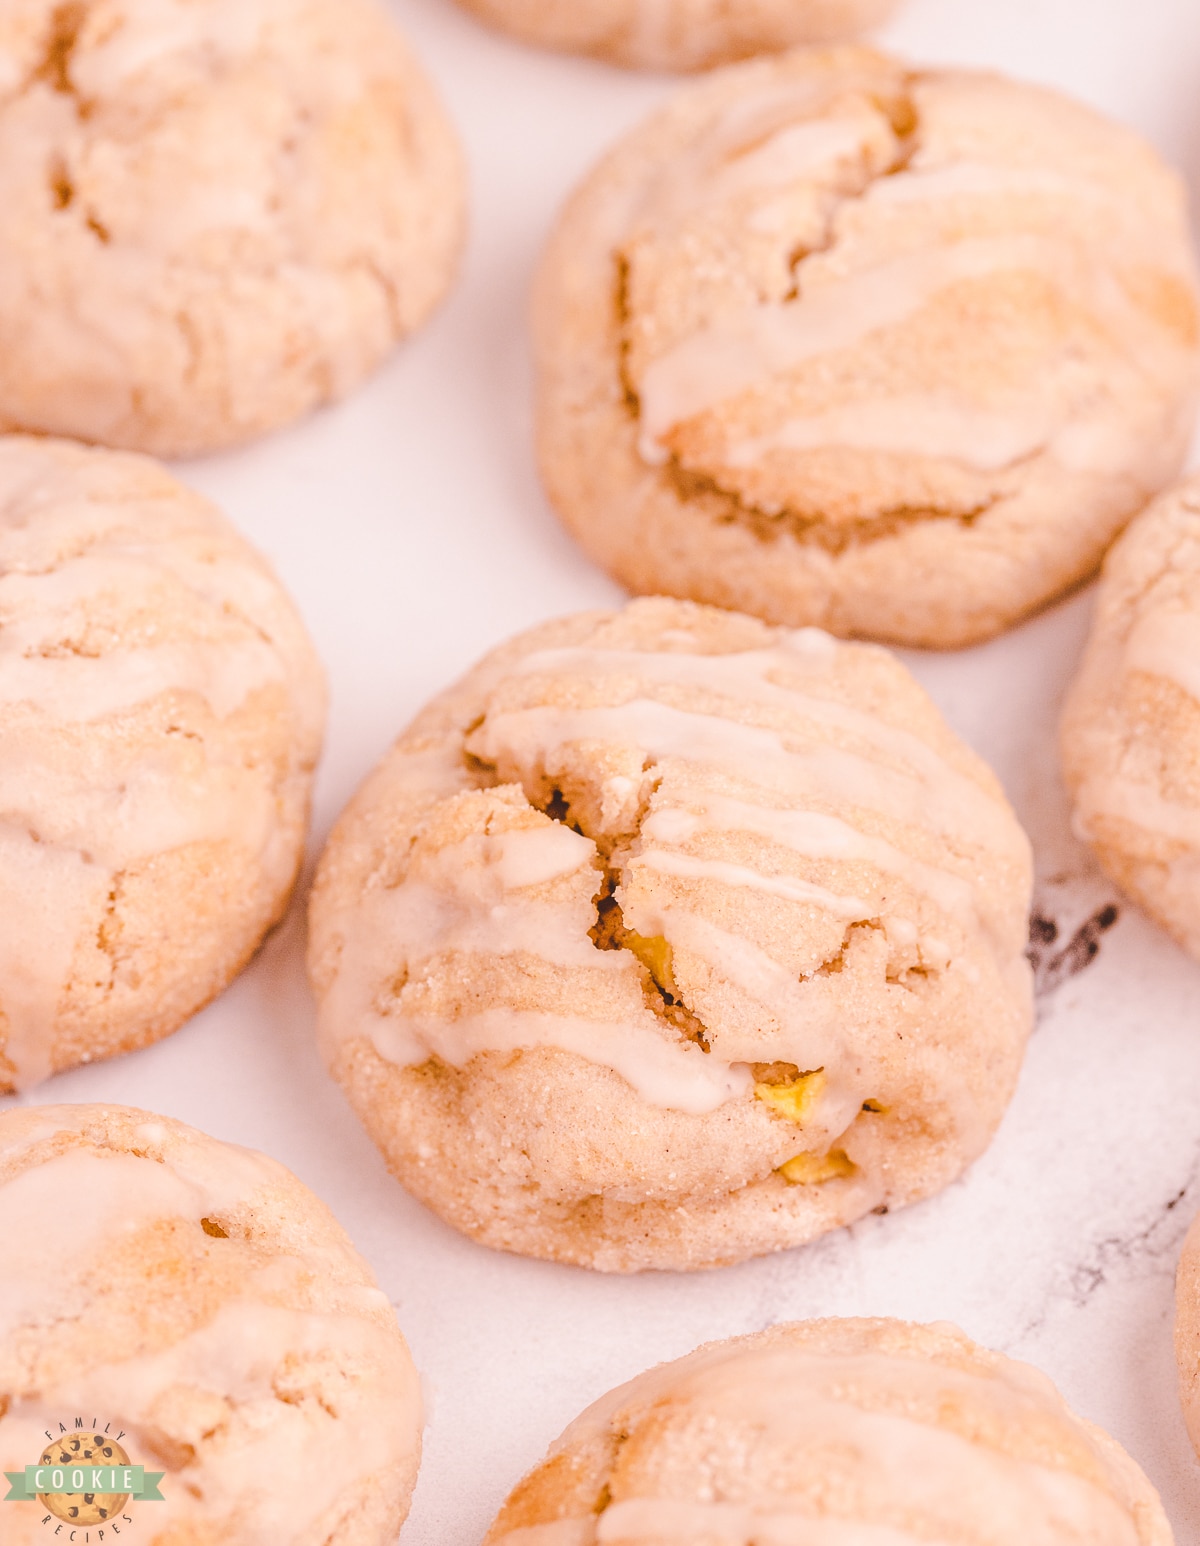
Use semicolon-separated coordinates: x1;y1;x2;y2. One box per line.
6;0;1200;1539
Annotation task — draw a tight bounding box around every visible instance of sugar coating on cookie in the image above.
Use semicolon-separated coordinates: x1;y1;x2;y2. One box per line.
0;1105;423;1546
1062;476;1200;962
0;436;326;1091
485;1319;1171;1544
0;0;465;457
309;597;1033;1272
534;48;1200;649
453;0;899;73
1174;1208;1200;1464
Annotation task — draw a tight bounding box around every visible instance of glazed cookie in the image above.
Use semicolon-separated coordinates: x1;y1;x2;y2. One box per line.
309;597;1033;1272
0;0;465;457
0;436;326;1091
1062;476;1200;961
452;0;899;73
0;1105;423;1545
485;1319;1172;1544
534;48;1200;649
1174;1206;1200;1462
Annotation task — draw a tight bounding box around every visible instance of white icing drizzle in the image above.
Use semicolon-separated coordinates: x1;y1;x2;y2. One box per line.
519;1343;1145;1546
44;1304;405;1542
317;818;753;1115
1072;602;1200;845
630;848;871;920
0;824;112;1088
640;799;976;926
1073;777;1200;848
0;1130;420;1546
325;633;1025;1128
863;160;1135;213
490;643;1015;854
689;117;881;220
635;236;1067;459
1123;608;1200;704
493;822;595;889
724;393;1067;473
0;552;285;721
370;1006;751;1115
633;220;1191;469
624;906;873;1144
0;1149;220;1341
0;461;321;1090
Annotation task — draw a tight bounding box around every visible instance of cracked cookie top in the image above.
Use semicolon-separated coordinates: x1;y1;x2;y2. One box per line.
485;1318;1172;1546
309;597;1033;1271
0;1103;423;1546
534;48;1200;648
0;0;465;456
452;0;900;73
0;435;326;1091
1062;474;1200;963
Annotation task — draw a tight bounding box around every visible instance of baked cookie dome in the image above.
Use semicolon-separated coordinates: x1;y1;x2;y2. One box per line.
0;1104;423;1545
309;597;1033;1272
485;1319;1172;1545
534;48;1200;649
0;0;465;457
451;0;899;73
0;436;326;1091
1175;1206;1200;1463
1062;476;1200;962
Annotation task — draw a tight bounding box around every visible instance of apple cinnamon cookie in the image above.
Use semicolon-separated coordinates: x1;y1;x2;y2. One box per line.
452;0;899;73
0;0;465;457
0;436;326;1091
485;1319;1172;1545
1174;1206;1200;1465
1062;475;1200;962
0;1104;423;1546
309;597;1033;1272
534;48;1200;648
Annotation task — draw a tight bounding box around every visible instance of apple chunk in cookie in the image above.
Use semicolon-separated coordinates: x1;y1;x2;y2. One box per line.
309;598;1033;1272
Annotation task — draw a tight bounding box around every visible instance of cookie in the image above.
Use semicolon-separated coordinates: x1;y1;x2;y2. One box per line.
1174;1206;1200;1463
485;1319;1171;1545
452;0;899;73
534;47;1200;649
0;435;326;1091
0;1104;423;1545
1062;475;1200;962
308;596;1033;1272
0;0;465;457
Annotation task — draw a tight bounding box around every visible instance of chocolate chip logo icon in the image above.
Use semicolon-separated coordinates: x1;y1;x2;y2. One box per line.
4;1419;164;1525
37;1434;132;1525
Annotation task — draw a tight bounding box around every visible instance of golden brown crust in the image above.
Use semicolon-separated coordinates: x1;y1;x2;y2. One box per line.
453;0;899;72
534;49;1200;648
0;436;327;1090
310;596;1033;1271
1061;475;1200;962
0;0;465;455
485;1319;1172;1545
0;1104;423;1546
